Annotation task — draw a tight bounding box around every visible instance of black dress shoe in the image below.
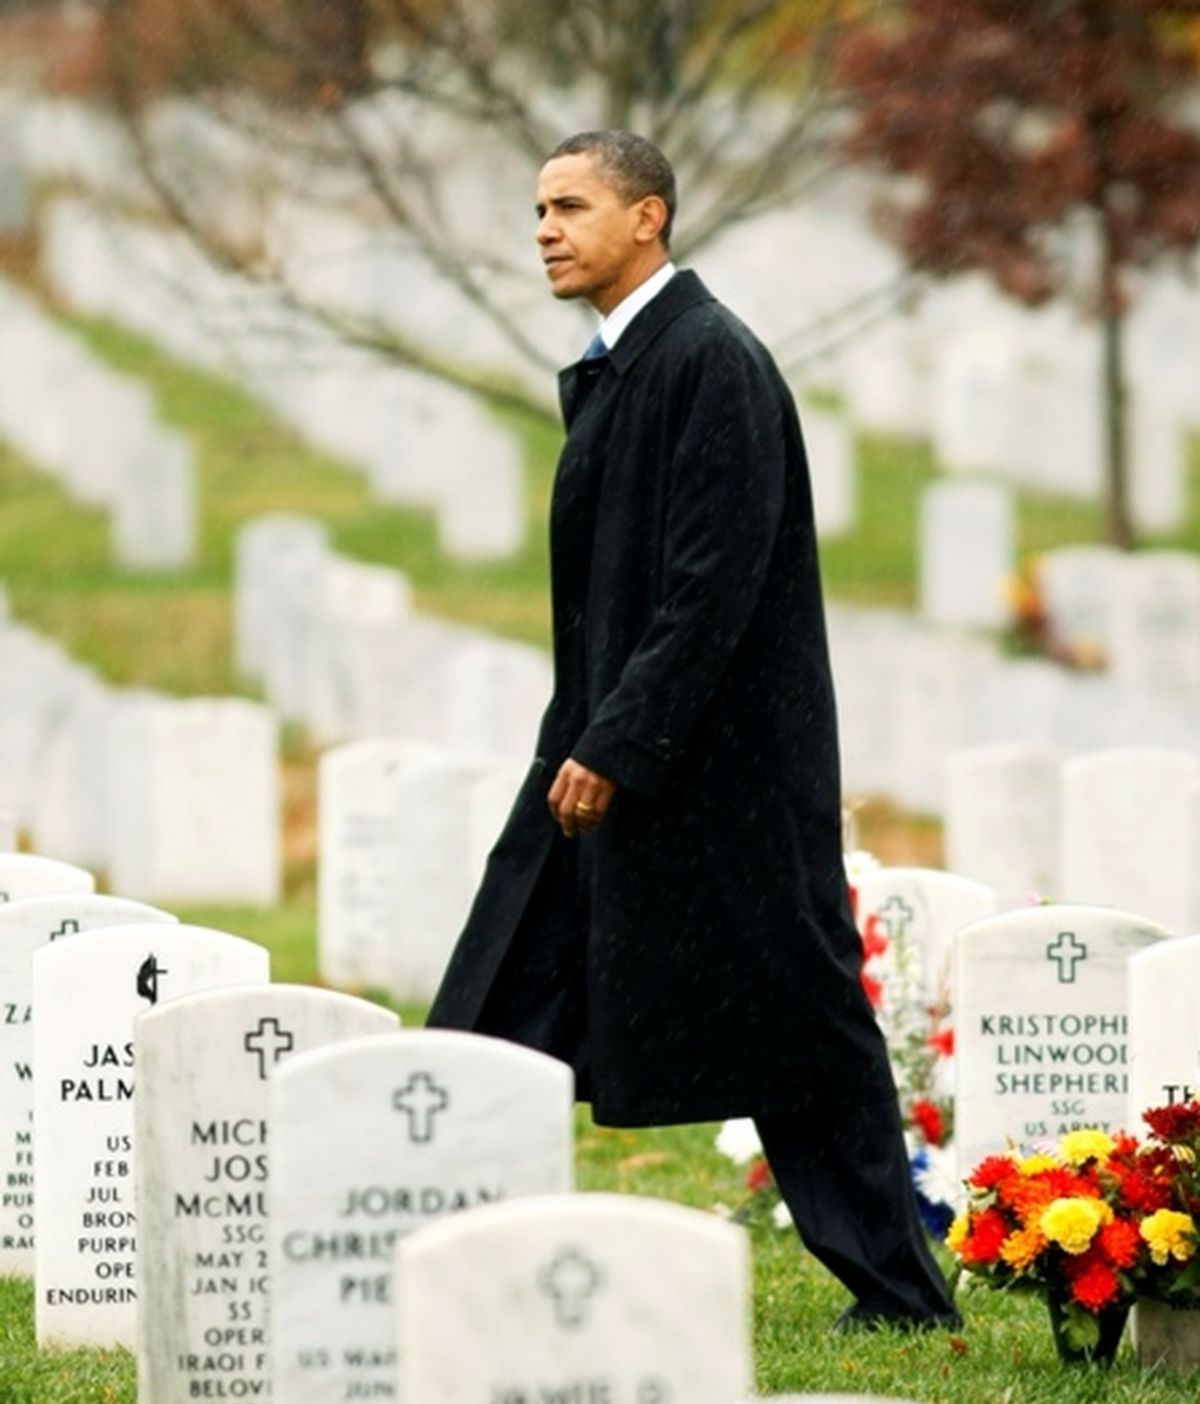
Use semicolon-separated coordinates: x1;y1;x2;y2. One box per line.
833;1303;963;1334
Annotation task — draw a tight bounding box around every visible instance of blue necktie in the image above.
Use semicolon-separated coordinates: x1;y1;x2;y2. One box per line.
582;332;607;360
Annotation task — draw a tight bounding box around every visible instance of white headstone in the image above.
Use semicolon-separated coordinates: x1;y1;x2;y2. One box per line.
0;853;94;904
112;430;197;571
395;1196;752;1404
1128;936;1200;1124
800;405;857;538
437;415;526;561
135;985;398;1404
317;739;442;991
234;515;330;683
919;479;1013;629
0;894;176;1275
855;866;998;1007
1108;552;1200;705
955;905;1168;1180
385;750;514;1001
33;924;269;1348
105;698;281;905
945;743;1063;907
889;632;997;815
271;1030;574;1403
1038;545;1122;666
1059;747;1200;934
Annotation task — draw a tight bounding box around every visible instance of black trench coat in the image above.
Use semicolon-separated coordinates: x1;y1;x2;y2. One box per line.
428;271;894;1127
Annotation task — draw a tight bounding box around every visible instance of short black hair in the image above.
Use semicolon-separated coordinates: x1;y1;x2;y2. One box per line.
548;130;677;248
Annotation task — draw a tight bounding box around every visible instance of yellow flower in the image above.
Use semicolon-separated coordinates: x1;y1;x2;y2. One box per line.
1040;1196;1112;1254
946;1212;970;1254
1016;1153;1059;1176
1058;1129;1115;1166
1000;1223;1046;1271
1141;1210;1197;1266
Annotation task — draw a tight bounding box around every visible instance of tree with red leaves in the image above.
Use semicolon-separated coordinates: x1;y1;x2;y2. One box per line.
836;2;1200;547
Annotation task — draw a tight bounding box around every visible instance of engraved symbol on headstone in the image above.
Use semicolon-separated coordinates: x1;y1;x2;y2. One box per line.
136;954;169;1005
244;1018;295;1079
538;1246;604;1330
0;891;9;904
877;895;915;939
1046;931;1088;984
392;1072;450;1144
49;919;80;941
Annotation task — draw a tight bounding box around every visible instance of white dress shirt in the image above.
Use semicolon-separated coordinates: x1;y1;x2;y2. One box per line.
595;261;677;351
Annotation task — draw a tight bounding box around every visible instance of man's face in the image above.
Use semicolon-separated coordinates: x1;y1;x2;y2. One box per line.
535;153;656;315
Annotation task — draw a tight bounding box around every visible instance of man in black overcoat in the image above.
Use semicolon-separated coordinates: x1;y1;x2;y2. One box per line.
428;130;958;1331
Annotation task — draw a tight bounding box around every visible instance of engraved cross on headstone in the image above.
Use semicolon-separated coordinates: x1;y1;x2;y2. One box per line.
538;1246;604;1329
392;1071;450;1144
1046;931;1088;984
49;919;80;941
877;895;915;939
245;1017;295;1080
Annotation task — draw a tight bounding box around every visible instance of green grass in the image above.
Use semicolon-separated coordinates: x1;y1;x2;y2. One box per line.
6;306;1200;1400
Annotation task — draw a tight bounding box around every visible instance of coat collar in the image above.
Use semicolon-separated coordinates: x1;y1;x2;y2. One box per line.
606;269;714;376
557;271;714;424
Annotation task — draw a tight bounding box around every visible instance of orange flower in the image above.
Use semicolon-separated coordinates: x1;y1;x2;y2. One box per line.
1067;1254;1121;1312
1097;1217;1141;1269
1000;1222;1045;1271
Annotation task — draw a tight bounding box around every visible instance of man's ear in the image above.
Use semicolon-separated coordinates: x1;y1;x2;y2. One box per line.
634;195;669;246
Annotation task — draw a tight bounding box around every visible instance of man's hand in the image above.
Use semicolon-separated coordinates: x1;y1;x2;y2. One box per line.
547;758;617;838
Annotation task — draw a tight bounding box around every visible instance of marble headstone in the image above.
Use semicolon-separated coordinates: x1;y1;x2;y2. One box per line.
33;924;269;1348
1038;545;1122;666
1059;748;1200;934
0;894;176;1275
317;739;441;991
1128;936;1200;1123
855;866;998;1008
944;743;1063;908
105;698;281;906
955;905;1169;1180
135;985;398;1404
395;1195;752;1404
919;478;1013;630
0;853;94;904
271;1030;574;1403
1108;552;1200;705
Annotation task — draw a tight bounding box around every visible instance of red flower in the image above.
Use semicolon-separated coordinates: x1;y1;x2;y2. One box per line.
745;1158;773;1193
911;1098;945;1148
928;1026;955;1058
861;970;884;1009
1143;1100;1200;1143
847;883;859;920
861;913;889;961
1096;1217;1141;1269
1067;1254;1121;1312
969;1155;1015;1191
1118;1165;1174;1214
962;1208;1008;1265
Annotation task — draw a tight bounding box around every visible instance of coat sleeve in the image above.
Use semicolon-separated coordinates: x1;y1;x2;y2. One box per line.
570;331;790;798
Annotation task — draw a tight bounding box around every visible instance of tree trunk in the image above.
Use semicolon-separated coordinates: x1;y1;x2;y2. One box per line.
1099;218;1133;551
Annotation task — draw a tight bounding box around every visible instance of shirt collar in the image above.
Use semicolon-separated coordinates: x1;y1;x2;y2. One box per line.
596;262;677;350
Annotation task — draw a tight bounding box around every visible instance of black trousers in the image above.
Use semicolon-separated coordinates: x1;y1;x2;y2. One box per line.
475;837;956;1324
756;1095;958;1324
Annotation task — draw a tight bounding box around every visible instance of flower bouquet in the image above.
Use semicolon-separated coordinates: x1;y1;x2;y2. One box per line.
950;1115;1200;1364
